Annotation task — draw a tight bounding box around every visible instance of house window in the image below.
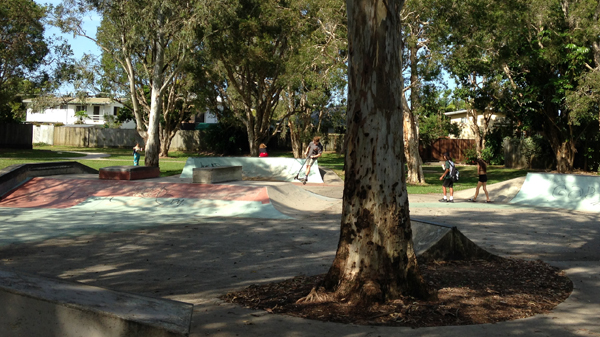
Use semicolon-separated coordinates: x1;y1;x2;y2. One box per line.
76;105;86;113
60;105;67;109
113;107;120;116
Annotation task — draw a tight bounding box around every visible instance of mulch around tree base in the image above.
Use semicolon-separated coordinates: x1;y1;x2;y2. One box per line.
221;258;573;327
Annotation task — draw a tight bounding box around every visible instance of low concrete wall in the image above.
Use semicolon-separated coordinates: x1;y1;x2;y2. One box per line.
0;124;32;149
0;269;193;337
0;161;98;199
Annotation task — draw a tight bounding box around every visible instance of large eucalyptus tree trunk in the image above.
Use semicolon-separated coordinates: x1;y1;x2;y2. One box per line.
144;27;165;167
301;0;433;305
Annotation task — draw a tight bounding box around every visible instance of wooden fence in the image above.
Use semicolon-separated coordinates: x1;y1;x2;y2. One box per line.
420;138;475;162
0;124;32;149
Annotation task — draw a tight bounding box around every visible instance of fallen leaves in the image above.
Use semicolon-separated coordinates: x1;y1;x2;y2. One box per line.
221;258;573;327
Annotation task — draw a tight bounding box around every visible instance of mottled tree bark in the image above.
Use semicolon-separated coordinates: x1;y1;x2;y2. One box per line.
301;0;434;305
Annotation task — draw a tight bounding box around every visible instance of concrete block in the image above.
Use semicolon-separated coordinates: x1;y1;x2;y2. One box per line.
99;166;160;180
0;269;192;337
193;166;242;184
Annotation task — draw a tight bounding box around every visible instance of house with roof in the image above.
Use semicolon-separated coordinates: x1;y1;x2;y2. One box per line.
25;98;135;129
444;109;505;139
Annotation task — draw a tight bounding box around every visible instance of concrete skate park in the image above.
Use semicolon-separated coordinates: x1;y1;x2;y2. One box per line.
0;158;598;337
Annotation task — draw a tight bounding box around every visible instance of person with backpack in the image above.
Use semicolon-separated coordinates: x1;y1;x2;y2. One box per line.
469;159;491;203
439;152;455;203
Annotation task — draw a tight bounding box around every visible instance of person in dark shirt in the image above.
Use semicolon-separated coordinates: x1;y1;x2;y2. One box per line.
302;136;323;184
439;152;454;202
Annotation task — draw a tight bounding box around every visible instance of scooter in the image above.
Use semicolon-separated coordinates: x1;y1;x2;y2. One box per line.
294;157;310;184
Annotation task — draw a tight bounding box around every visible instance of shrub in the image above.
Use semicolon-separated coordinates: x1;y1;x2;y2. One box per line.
463;145;478;165
201;122;249;155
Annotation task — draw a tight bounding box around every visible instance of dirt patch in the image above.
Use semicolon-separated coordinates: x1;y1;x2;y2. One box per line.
221;258;572;327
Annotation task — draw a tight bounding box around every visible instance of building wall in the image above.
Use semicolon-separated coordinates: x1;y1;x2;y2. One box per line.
447;113;504;139
26;102;133;128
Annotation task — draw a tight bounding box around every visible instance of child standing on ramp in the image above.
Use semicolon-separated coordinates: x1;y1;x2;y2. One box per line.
301;136;323;185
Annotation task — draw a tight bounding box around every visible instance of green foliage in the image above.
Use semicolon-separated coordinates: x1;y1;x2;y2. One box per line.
74;110;88;124
201;123;249;155
482;125;510;165
418;86;461;146
506;135;555;169
103;114;122;129
463;145;478;165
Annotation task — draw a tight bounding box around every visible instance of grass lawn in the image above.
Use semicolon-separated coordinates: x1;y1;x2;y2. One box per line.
1;145;194;177
1;146;530;192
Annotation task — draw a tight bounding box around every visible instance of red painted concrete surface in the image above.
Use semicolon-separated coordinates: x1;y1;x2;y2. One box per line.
0;178;270;209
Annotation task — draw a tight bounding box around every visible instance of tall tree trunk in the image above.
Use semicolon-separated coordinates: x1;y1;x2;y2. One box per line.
246;107;259;157
467;106;483;157
144;19;165;167
555;141;576;173
302;0;433;305
403;95;424;184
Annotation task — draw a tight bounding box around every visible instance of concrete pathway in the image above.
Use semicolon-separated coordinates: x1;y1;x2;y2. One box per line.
0;174;598;337
62;151;111;160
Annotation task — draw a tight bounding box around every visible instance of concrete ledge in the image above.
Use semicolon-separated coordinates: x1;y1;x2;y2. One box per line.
99;166;160;180
193;166;242;184
0;269;192;337
0;162;98;199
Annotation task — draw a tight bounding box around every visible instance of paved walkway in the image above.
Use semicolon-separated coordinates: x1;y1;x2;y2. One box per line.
63;151;111;160
0;173;598;336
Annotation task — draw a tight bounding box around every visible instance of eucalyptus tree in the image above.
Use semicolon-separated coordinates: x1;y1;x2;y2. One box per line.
0;0;72;122
399;0;440;184
54;0;199;165
562;0;600;129
434;0;600;172
298;0;434;305
280;0;348;158
201;0;343;156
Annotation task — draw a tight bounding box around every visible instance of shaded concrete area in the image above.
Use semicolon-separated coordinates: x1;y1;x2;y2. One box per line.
0;173;598;336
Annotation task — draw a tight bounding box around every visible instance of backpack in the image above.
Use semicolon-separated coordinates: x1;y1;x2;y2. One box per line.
449;161;460;182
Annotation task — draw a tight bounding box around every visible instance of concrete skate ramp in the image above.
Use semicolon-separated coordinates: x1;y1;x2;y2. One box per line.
509;172;600;212
0;178;294;246
181;157;324;183
412;218;496;262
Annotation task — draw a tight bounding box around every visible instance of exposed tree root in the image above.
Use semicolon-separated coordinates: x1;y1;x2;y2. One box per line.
296;287;334;303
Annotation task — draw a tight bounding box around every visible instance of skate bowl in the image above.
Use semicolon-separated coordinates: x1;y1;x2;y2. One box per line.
0;162;98;199
412;218;496;262
180;157;324;183
509;172;600;213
